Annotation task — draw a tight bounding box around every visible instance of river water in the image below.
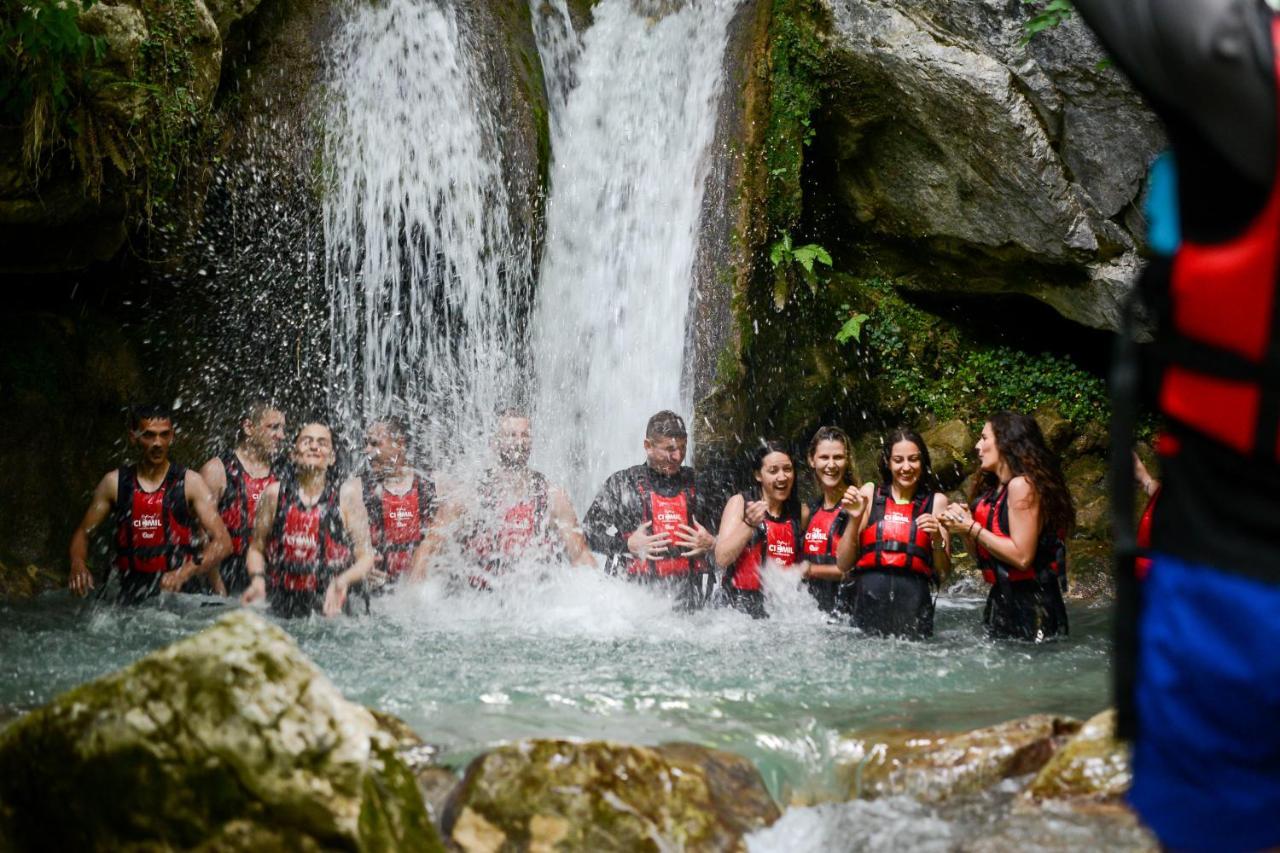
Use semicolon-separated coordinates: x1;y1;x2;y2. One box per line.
1;568;1111;795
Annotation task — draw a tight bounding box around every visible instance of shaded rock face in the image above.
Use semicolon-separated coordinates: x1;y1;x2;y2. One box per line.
442;739;781;851
0;610;441;850
817;0;1164;330
840;714;1082;802
0;0;263;273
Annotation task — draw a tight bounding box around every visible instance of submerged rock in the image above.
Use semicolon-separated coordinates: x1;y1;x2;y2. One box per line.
840;714;1082;802
0;610;440;851
442;739;780;851
1026;708;1130;803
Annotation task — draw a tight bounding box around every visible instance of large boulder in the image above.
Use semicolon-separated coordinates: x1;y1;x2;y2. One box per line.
0;610;441;850
840;714;1082;802
817;0;1164;331
442;739;780;851
1026;708;1130;803
921;418;973;489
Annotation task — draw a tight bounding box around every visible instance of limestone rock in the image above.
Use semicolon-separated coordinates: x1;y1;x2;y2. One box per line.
0;610;441;851
921;419;973;489
1026;708;1130;802
818;0;1164;330
841;714;1081;802
0;562;64;601
442;739;780;851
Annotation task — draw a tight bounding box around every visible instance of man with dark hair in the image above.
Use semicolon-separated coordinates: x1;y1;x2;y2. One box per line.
1073;2;1280;849
68;404;232;603
411;407;594;584
582;410;716;608
198;400;286;594
241;419;376;617
361;416;436;590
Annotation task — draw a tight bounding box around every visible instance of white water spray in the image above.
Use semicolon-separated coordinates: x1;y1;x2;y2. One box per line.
324;0;531;453
529;0;745;507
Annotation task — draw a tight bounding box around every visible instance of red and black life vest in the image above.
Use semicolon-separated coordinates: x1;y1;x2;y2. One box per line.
218;451;276;557
728;494;800;592
267;478;350;593
972;485;1067;587
363;474;436;580
802;499;847;565
114;464;193;575
467;471;555;580
628;475;698;578
854;486;936;578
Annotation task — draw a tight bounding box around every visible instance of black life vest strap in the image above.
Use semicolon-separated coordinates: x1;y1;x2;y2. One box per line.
219;450;252;540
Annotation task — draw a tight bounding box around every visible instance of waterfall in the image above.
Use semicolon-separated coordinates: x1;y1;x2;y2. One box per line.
323;0;531;456
529;0;745;508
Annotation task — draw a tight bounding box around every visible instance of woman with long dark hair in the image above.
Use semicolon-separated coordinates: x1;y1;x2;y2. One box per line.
800;426;862;613
835;427;949;638
715;440;808;618
942;412;1073;640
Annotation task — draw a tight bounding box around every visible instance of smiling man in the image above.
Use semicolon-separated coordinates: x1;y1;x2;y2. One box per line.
68;403;231;603
582;410;716;608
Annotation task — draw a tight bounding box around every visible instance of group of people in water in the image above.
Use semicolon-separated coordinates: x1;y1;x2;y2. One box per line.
68;402;1076;641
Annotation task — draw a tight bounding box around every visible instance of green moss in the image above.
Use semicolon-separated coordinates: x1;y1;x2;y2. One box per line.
761;0;826;237
855;277;1110;428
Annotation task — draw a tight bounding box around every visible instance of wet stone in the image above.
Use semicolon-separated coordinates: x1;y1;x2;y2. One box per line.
442;739;781;851
1025;708;1130;803
840;714;1083;803
0;610;441;851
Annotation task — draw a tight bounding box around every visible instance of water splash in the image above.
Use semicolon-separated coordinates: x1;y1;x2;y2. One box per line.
529;0;745;507
323;0;532;455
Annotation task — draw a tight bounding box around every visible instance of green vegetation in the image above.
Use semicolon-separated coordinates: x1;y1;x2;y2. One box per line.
834;305;869;345
1;0;214;209
1019;0;1074;45
855;277;1109;427
0;0;104;174
761;0;825;236
768;233;831;307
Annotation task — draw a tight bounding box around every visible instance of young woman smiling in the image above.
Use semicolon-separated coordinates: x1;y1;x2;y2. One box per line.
715;441;808;619
941;412;1073;641
801;426;864;613
836;428;949;638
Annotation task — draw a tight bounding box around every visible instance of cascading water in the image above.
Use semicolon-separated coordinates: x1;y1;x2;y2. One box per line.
324;0;531;453
529;0;744;507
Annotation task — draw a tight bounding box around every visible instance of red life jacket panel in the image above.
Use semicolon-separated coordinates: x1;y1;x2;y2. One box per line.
973;485;1067;586
1156;17;1280;462
730;505;799;592
854;487;935;578
114;465;192;575
802;502;846;565
628;477;697;578
267;479;349;592
365;475;435;580
467;471;555;581
1135;486;1161;581
218;451;276;557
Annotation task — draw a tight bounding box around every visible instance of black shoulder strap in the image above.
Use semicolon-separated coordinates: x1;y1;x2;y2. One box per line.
219;451;243;512
531;471;550;531
362;477;381;528
635;470;652;523
416;473;438;524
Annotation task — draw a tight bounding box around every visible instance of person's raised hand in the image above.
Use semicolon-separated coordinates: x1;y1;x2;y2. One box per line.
744;500;768;527
628;521;672;559
675;521;715;557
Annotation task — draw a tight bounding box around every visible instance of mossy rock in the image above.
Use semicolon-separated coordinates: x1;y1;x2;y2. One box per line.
840;714;1082;803
442;739;780;851
920;419;973;489
0;562;65;601
0;611;441;851
1026;708;1130;802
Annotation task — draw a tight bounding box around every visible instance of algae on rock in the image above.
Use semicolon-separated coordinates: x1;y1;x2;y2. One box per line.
0;610;441;851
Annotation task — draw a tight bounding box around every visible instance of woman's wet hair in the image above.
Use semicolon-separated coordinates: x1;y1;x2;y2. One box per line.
806;425;855;488
877;427;940;496
749;439;801;521
969;411;1075;535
